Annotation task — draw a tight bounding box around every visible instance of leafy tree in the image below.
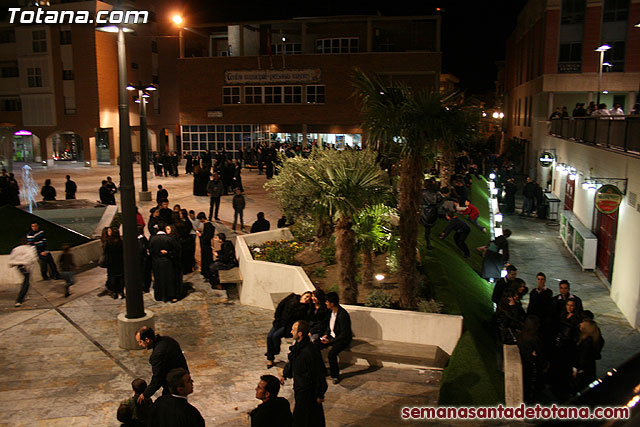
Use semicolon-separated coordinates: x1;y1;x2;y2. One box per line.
353;204;394;292
353;69;477;308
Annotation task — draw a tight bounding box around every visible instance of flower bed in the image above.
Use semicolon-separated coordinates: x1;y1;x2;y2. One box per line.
249;239;305;266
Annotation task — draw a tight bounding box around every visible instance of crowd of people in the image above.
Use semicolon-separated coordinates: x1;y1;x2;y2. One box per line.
550;101;640;119
0;169;20;206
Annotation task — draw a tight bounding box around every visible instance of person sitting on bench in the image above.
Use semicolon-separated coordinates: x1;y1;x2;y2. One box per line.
209;233;237;290
316;292;353;384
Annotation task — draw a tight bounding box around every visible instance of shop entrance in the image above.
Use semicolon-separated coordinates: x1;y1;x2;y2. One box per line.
13;133;34;162
596;210;618;282
95;130;111;163
52;132;83;161
564;176;575;211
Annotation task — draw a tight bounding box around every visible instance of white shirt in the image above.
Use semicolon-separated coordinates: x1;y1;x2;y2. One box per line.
329;311;337;338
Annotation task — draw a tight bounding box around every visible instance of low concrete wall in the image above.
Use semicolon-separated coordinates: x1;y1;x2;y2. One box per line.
503;344;524;407
0;239;102;286
235;228;464;356
235;229;314;310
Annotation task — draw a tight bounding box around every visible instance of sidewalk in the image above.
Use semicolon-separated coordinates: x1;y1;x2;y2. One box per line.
502;211;640;376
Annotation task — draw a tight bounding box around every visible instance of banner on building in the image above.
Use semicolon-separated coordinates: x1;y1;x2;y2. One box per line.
224;69;321;84
595;184;623;214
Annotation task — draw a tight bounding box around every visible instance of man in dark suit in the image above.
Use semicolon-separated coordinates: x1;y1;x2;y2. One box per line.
136;327;189;404
553;280;583;315
147;367;204;427
64;175;77;199
282;320;327;427
249;374;292;427
317;292;353;384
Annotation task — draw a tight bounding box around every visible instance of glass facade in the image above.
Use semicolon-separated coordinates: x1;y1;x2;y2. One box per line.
181;124;270;158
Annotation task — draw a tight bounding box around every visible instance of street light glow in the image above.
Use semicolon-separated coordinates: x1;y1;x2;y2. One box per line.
172;15;183;25
492;112;499;119
595;44;611;52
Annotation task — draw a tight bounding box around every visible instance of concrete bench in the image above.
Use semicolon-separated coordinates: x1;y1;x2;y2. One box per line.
341;338;449;370
503;344;524;406
219;267;242;284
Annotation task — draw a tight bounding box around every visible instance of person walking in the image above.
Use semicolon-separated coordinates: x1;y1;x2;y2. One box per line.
27;222;60;280
439;212;471;257
207;173;224;221
9;238;38;307
41;178;56;201
64;175;77;199
135;327;189;402
232;188;246;232
281;320;328;427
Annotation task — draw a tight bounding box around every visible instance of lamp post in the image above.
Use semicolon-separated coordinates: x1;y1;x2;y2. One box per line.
127;83;156;201
172;15;184;58
595;44;611;106
96;22;153;348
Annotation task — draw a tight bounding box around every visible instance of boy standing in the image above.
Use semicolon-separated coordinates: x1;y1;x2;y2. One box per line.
232;187;246;232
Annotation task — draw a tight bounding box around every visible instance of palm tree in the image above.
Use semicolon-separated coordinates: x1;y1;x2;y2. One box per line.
353;204;394;293
297;149;390;304
353;70;476;308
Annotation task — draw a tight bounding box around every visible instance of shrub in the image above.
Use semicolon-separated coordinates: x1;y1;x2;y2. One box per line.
417;298;444;314
249;239;305;266
289;216;316;242
313;267;327;278
319;243;336;265
365;289;393;308
327;284;339;294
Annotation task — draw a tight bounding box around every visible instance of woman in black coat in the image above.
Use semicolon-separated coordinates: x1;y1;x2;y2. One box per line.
176;210;195;275
518;315;547;403
550;299;581;399
192;165;210;196
573;318;603;391
496;288;526;345
308;289;330;342
104;229;125;299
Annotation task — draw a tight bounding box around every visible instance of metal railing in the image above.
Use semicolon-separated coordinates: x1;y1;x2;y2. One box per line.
550;116;640;154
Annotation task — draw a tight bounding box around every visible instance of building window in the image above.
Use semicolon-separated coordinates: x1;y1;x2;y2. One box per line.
32;30;47;53
603;0;629;22
603;41;625;71
1;64;19;78
0;29;16;43
151;40;158;53
283;86;302;104
60;30;72;45
27;68;42;87
62;69;74;80
315;38;359;54
244;86;263;104
1;98;21;111
223;86;241;104
180;124;269;157
265;86;283;104
561;0;586;24
64;96;76;115
558;42;582;72
271;43;302;55
306;85;325;104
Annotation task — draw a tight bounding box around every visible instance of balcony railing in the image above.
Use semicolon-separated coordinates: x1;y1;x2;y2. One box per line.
549;116;640;154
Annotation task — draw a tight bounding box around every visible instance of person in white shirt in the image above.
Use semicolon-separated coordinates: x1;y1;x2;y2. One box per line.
317;292;353;384
591;103;611;117
9;239;38;307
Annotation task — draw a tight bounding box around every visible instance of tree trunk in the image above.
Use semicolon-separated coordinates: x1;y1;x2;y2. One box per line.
361;248;374;294
315;216;334;241
335;216;357;304
439;146;456;188
397;154;424;309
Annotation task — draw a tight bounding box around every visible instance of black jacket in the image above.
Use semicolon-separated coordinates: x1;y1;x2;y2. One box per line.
250;396;292;427
250;218;270;233
527;288;554;323
273;294;309;334
100;185;116;205
216;240;236;266
146;394;204;427
143;335;189;399
307;305;330;336
324;306;353;346
283;337;328;398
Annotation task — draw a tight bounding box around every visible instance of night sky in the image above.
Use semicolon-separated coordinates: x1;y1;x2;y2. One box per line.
181;0;528;97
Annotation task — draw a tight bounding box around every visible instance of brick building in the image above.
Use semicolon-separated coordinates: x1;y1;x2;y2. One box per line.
0;0;179;166
503;0;640;327
177;14;441;156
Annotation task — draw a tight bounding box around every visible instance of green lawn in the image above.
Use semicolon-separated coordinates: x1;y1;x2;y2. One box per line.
419;177;505;406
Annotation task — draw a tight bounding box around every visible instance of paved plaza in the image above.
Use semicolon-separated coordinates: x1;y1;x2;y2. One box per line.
0;163;638;425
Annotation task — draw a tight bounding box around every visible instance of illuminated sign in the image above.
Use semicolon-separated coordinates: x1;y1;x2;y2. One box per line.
595;184;623;214
539;151;555;167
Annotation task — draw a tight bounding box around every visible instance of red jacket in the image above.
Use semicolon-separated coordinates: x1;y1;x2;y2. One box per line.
460;204;480;220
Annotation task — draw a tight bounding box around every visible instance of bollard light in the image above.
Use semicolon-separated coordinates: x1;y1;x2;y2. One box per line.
489;172;496;180
495;213;503;223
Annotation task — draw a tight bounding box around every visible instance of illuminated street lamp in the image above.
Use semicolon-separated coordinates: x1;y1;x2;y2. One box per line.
126;83;157;201
595;44;611;105
173;15;184;58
